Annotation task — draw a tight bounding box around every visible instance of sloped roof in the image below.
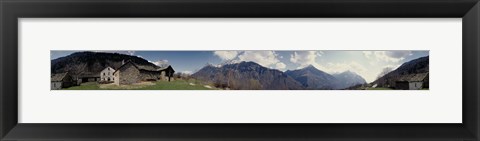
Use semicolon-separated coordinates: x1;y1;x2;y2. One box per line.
114;60;160;73
157;65;174;72
51;72;68;82
396;73;429;82
137;65;158;71
78;72;100;78
101;66;115;72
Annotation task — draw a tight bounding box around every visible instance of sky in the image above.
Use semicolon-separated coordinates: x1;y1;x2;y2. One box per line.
51;50;429;83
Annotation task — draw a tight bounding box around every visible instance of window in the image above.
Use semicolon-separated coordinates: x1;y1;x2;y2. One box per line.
103;73;105;76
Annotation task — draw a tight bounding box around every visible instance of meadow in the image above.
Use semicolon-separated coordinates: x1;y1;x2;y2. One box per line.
63;79;217;90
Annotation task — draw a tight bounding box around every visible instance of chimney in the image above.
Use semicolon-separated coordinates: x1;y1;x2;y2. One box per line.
122;60;125;65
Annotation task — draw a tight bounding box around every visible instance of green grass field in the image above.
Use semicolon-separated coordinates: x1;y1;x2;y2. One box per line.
139;79;215;90
63;82;100;90
63;79;217;90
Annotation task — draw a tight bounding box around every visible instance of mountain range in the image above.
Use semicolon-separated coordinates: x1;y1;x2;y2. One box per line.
285;65;337;89
193;62;367;90
332;71;368;89
191;61;304;90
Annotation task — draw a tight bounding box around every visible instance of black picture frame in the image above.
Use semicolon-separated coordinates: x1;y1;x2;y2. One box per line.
1;0;479;140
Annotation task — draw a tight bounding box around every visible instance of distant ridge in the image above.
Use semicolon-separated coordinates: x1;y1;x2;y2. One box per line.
192;61;304;90
285;65;337;89
193;62;368;90
51;51;159;76
285;65;367;89
332;71;367;89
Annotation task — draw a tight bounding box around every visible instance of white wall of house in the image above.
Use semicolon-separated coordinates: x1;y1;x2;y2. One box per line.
409;82;423;90
160;71;166;81
51;82;62;90
100;67;116;82
114;71;120;85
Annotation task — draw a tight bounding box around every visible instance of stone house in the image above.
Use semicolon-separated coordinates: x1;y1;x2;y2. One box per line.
395;73;429;90
113;61;175;85
51;72;75;90
100;66;116;82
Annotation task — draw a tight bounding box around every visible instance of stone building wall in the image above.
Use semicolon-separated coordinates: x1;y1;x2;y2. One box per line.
139;70;160;81
160;71;167;81
118;64;141;85
51;82;62;90
114;71;120;85
409;82;423;90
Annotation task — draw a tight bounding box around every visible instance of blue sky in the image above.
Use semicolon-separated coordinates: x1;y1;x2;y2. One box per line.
51;50;428;83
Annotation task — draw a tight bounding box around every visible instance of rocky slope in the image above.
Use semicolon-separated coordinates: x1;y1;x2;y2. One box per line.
192;61;304;90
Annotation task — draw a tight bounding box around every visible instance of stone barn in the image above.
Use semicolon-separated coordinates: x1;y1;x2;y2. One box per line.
51;72;75;90
113;61;142;85
100;66;116;82
113;61;176;85
395;73;429;90
158;65;175;82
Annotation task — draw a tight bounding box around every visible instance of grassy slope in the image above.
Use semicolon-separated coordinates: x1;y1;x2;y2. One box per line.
64;82;100;90
63;80;216;90
139;80;214;90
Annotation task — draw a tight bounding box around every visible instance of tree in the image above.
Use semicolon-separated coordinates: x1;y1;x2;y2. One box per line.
249;79;262;90
226;70;239;89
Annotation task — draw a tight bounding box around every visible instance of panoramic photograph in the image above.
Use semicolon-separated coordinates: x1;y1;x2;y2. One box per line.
51;50;429;90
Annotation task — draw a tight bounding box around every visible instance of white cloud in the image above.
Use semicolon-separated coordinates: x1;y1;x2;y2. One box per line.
275;62;287;70
362;51;372;58
93;51;139;57
362;51;412;63
332;62;366;73
382;64;401;70
310;61;376;82
312;61;367;74
152;60;169;67
385;51;412;58
289;51;367;75
181;71;193;74
213;51;239;60
127;51;135;56
317;51;324;56
213;51;287;70
237;51;284;69
290;51;321;67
